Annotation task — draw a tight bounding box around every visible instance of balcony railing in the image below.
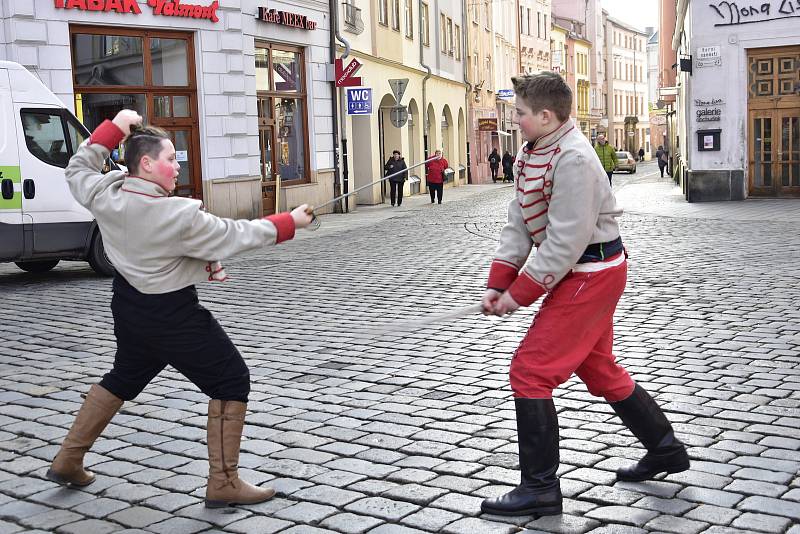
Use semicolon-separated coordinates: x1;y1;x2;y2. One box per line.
343;3;365;35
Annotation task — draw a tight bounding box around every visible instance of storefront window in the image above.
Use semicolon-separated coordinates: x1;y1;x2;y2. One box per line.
71;26;200;198
271;50;301;93
75;93;147;132
72;34;144;86
275;98;305;181
256;43;309;195
150;38;189;86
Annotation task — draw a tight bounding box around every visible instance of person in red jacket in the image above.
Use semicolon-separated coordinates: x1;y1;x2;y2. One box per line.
426;149;449;204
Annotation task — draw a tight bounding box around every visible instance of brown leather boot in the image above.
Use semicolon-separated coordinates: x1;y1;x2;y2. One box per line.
204;400;275;508
46;384;123;486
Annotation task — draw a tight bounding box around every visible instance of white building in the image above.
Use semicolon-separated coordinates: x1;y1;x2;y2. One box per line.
672;0;800;200
605;16;650;156
0;0;335;217
519;0;552;74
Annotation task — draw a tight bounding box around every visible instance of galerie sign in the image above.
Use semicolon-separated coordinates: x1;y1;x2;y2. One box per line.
256;7;317;30
53;0;220;22
695;97;725;123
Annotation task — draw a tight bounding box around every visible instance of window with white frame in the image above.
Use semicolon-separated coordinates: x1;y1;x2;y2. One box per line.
379;0;388;25
404;0;413;38
421;2;430;45
447;17;453;56
454;24;461;60
440;13;447;53
391;0;400;31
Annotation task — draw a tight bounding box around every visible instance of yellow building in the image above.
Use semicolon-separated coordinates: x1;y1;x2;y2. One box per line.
574;38;591;138
337;0;468;208
550;24;568;77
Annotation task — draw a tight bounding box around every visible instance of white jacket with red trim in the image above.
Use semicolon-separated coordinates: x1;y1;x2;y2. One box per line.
487;119;622;306
66;120;295;295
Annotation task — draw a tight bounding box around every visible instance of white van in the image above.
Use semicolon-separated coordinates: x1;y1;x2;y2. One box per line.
0;61;113;275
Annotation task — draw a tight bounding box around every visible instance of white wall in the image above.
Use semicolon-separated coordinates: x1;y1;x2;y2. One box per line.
686;1;799;173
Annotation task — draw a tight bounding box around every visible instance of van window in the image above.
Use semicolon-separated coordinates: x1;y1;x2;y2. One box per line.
66;116;88;154
21;112;70;168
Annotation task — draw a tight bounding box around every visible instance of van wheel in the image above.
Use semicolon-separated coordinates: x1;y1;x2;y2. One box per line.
14;260;59;273
88;231;115;277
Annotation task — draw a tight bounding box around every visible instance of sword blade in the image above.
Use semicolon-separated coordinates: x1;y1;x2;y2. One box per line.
354;303;483;340
315;155;442;212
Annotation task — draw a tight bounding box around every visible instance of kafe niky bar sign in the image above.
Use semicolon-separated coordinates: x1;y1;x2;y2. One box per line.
257;7;318;30
53;0;220;23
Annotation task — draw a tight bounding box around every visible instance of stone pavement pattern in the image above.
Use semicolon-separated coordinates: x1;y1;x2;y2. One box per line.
0;162;799;533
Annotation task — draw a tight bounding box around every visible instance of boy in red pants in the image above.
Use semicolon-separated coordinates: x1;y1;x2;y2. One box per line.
480;73;690;517
46;110;313;508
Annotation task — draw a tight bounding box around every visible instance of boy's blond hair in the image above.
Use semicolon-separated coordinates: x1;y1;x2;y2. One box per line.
512;72;572;122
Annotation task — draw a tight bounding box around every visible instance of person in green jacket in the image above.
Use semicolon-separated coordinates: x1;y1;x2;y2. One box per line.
594;134;617;185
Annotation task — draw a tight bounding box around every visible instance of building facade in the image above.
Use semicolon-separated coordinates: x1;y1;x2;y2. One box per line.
606;16;650;157
519;0;551;74
336;0;468;205
492;0;521;156
465;0;498;184
552;0;607;142
647;27;666;156
1;0;336;218
670;0;800;200
551;16;590;138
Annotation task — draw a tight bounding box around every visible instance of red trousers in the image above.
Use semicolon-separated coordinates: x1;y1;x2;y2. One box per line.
510;258;635;401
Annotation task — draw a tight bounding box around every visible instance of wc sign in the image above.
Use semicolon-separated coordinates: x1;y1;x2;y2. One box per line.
346;88;372;115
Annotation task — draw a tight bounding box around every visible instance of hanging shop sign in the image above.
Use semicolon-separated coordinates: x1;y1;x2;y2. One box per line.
335;57;363;87
478;118;498;131
346;88;373;115
53;0;220;23
256;7;318;30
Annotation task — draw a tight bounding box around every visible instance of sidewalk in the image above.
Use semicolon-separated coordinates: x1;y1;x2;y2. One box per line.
614;169;800;222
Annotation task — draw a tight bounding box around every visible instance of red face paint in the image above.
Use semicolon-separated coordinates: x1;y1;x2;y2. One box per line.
154;160;177;192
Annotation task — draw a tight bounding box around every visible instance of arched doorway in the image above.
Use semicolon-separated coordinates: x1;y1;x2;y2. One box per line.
442;105;454;172
378;93;401;203
426;103;438;159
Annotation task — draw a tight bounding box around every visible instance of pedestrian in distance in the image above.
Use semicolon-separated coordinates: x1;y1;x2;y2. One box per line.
384;149;408;207
638;147;645;161
46;110;313;508
426;149;448;204
594;133;617;185
502;150;515;183
480;72;690;519
656;145;669;177
488;147;501;182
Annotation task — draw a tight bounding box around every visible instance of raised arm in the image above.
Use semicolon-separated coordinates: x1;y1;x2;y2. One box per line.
65;110;142;210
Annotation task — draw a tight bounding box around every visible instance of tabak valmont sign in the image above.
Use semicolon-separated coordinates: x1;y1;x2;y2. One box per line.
53;0;220;23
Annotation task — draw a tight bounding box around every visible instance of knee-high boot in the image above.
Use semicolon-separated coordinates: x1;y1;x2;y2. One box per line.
46;384;123;486
205;400;275;508
610;384;690;481
481;398;562;517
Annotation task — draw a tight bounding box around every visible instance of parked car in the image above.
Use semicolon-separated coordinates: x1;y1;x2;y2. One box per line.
0;60;115;275
615;151;637;173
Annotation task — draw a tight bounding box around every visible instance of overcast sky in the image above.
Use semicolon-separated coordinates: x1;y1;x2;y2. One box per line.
601;0;658;33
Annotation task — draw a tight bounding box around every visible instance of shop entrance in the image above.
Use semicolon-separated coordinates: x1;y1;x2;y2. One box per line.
70;26;202;199
747;46;800;198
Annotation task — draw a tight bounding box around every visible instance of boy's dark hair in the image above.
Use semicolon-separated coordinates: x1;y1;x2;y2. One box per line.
123;124;170;175
512;72;572;122
393;150;401;155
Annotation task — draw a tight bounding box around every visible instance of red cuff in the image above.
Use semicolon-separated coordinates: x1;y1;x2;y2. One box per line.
89;120;126;150
263;212;295;244
507;271;547;307
487;260;519;291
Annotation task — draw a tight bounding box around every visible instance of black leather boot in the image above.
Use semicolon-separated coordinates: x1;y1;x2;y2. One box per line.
481;398;562;517
610;384;690;482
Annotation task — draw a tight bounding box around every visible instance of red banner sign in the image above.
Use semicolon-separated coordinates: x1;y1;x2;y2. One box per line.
53;0;220;23
335;58;363;88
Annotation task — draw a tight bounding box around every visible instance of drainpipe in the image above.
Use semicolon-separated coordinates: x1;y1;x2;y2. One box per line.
462;1;472;183
419;0;432;160
329;0;343;213
333;1;352;212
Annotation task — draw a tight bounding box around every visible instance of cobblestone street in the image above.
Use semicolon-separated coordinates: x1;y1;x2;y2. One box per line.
1;162;799;534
